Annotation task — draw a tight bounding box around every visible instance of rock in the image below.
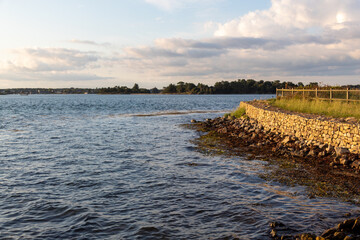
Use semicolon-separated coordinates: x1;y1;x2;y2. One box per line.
345;117;357;123
299;233;316;240
352;218;360;232
321;228;337;238
318;144;328;150
269;221;285;228
343;235;354;240
338;219;356;230
333;231;346;239
318;151;326;157
308;150;316;157
351;160;360;170
340;157;350;166
335;147;350;156
191;119;197;123
326;145;335;154
315;237;326;240
270;229;277;238
282;136;291;144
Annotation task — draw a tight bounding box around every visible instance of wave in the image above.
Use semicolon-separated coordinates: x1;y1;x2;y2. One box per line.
118;110;229;118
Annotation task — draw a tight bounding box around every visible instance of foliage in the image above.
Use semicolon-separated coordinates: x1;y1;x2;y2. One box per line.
231;107;246;118
271;98;360;120
94;80;360;95
224;107;246;119
98;84;150;94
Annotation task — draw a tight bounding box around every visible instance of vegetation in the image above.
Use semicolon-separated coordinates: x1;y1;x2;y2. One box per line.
2;79;359;95
270;98;360;120
162;79;290;94
224;107;246;119
97;84;157;94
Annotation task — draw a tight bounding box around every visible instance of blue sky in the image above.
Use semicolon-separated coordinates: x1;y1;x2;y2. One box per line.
0;0;359;88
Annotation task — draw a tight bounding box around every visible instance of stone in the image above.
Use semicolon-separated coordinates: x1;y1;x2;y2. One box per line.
308;150;316;157
345;117;357;123
335;147;350;156
299;233;316;240
321;228;337;238
351;161;360;169
282;136;291;144
340;158;350;166
352;218;360;232
338;219;356;230
333;231;346;239
315;237;326;240
270;229;277;238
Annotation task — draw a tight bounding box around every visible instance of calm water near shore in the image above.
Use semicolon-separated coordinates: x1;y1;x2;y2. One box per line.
0;94;359;239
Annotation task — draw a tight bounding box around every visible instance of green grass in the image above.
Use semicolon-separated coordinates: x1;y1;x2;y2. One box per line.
270;98;360;120
224;107;246;119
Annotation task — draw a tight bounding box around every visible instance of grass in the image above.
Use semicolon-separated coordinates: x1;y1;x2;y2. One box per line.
270;98;360;120
224;107;246;119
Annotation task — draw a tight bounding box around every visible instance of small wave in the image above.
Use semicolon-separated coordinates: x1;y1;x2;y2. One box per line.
115;110;228;118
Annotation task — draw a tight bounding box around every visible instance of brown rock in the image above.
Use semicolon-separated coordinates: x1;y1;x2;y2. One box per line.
333;231;346;239
338;219;356;230
340;158;350;166
351;161;360;169
352;218;360;232
321;228;337;238
335;147;350;156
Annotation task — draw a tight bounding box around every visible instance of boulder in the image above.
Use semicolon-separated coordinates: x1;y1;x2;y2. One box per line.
335;147;350;156
321;228;337;238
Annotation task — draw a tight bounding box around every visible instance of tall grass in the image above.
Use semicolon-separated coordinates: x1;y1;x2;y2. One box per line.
224;107;246;119
271;98;360;120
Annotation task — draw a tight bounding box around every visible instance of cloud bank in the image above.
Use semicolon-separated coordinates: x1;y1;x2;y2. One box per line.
124;0;360;84
1;0;360;87
0;48;110;83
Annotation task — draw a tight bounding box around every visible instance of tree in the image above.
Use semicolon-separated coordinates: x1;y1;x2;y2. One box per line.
132;83;140;93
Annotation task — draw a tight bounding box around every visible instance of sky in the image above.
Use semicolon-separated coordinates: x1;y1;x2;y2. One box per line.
0;0;359;89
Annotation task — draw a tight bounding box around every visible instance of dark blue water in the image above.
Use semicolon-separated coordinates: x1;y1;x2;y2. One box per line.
0;94;358;239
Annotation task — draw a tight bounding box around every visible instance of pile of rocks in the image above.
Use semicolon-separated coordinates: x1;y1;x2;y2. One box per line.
193;116;360;239
270;217;360;239
199;115;360;173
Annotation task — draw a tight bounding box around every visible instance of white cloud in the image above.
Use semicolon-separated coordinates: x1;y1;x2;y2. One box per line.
4;48;99;72
121;0;360;85
214;0;360;39
0;47;114;83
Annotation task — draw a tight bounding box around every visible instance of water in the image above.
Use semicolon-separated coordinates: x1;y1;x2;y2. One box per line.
0;94;358;239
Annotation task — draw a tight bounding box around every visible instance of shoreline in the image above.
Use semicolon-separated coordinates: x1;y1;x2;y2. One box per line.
191;101;360;239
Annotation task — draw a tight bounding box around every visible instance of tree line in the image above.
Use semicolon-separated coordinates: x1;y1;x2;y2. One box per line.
95;79;360;95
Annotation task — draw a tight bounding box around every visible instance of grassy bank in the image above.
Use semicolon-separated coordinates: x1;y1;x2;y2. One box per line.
270;98;360;120
224;107;246;119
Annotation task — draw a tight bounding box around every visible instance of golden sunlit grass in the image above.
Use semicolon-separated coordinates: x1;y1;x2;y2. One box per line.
271;98;360;120
224;107;246;119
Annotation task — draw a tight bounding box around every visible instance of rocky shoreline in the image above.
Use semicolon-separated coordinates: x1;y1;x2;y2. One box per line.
191;104;360;240
199;115;360;173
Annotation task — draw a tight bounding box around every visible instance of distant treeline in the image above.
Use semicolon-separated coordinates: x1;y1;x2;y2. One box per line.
98;79;360;95
2;80;359;95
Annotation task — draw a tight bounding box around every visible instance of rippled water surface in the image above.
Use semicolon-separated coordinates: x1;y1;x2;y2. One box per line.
0;94;359;239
